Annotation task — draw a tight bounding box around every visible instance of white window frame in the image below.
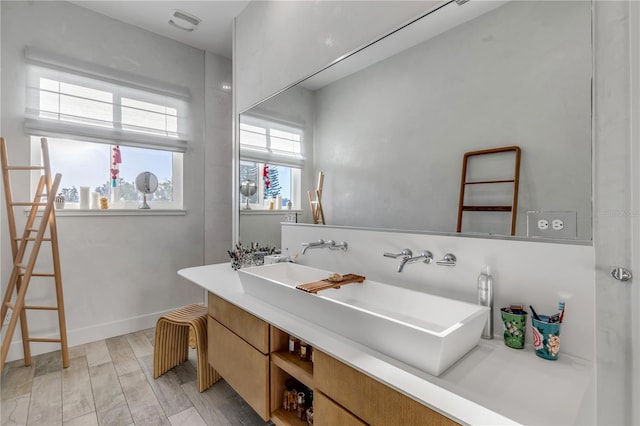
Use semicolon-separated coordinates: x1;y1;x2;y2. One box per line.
239;111;304;210
24;47;189;210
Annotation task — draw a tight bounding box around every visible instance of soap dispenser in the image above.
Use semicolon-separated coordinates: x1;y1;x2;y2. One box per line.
477;266;493;339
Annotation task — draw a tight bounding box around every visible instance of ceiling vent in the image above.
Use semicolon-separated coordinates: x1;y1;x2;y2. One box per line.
169;9;201;32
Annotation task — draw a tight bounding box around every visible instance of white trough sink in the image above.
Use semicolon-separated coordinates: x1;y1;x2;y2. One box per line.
238;263;489;376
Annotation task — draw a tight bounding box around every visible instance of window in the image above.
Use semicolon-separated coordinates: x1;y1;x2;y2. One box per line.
239;113;304;209
34;137;178;208
240;161;300;209
24;47;189;209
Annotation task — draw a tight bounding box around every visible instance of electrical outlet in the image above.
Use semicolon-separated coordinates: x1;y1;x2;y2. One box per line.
3;311;11;326
527;211;577;239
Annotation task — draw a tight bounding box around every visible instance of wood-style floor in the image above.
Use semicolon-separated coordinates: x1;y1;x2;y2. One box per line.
1;328;270;426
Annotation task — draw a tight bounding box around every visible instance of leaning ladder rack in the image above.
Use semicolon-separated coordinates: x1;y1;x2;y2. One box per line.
456;146;521;236
0;137;69;372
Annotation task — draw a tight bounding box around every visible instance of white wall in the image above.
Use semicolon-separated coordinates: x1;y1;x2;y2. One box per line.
0;1;226;361
240;211;298;249
592;1;636;423
313;1;591;239
204;52;233;265
234;0;635;423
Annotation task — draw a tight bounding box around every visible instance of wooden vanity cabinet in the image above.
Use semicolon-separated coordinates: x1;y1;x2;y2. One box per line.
207;293;270;420
206;292;457;426
314;350;459;426
313;390;366;426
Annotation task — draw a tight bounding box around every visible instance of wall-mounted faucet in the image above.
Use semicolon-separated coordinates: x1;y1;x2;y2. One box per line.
301;239;348;255
384;249;433;272
302;239;325;254
436;253;457;267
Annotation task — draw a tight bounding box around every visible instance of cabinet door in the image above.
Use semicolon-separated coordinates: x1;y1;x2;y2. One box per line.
314;391;367;426
208;292;269;353
314;351;458;426
208;317;270;420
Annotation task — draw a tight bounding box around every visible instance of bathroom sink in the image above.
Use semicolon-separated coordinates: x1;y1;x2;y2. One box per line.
238;263;489;376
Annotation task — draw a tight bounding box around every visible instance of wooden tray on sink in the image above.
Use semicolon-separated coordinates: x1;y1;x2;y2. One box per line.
296;274;366;294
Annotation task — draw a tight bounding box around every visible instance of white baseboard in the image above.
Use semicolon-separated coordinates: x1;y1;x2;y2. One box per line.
3;305;202;363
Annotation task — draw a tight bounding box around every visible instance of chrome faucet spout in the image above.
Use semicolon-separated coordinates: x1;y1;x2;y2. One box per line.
301;239;348;254
301;239;325;255
397;250;434;272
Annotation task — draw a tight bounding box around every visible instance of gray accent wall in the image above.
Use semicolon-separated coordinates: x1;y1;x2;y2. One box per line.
312;1;592;238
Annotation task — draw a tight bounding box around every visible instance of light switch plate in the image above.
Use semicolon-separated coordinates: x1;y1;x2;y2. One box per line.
527;211;577;239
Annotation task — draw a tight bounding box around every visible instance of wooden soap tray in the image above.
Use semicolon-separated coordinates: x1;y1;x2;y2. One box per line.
296;274;366;294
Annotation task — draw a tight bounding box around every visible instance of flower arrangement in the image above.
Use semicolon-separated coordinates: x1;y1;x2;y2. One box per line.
228;242;278;270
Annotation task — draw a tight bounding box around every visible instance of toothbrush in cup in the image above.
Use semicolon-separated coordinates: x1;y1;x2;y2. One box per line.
558;301;566;323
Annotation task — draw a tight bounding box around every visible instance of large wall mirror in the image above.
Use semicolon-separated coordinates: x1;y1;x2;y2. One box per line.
238;0;592;247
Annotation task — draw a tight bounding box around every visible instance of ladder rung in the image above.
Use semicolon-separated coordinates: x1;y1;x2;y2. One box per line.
10;202;48;206
19;272;56;277
14;237;51;241
26;228;40;232
6;165;45;171
464;179;515;185
24;305;58;311
15;264;27;269
462;205;513;212
4;302;15;310
28;338;62;343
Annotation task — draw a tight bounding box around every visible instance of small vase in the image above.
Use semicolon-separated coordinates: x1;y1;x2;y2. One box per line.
54;193;65;210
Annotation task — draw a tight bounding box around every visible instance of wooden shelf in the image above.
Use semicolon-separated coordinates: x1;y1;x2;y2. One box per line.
271;408;307;426
271;351;314;389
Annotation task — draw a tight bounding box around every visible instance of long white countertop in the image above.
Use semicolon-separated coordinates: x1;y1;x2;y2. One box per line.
178;263;595;426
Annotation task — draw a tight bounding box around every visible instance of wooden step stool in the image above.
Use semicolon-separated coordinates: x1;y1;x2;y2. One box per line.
153;304;220;392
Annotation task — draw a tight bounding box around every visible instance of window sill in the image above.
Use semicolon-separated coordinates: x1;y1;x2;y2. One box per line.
32;208;187;217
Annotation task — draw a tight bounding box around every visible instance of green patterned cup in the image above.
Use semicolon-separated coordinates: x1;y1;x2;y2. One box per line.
501;308;528;349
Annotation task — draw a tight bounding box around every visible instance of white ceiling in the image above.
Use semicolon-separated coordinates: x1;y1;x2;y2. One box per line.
70;1;250;58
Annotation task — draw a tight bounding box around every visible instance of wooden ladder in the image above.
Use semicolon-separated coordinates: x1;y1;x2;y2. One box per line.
0;137;69;372
308;171;325;225
456;146;521;236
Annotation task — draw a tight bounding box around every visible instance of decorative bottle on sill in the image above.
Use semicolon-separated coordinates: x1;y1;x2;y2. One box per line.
54;193;65;210
110;183;119;206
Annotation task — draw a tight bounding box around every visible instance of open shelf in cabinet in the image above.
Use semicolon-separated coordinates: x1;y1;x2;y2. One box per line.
271;351;314;389
271;408;308;426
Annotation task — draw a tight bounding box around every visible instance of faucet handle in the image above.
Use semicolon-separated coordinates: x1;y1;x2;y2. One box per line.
383;249;412;259
419;251;434;264
436;253;457;267
328;240;348;251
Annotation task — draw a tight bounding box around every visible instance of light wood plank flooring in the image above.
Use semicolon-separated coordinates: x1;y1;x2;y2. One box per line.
1;328;271;426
